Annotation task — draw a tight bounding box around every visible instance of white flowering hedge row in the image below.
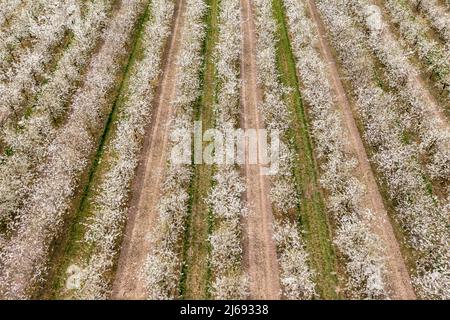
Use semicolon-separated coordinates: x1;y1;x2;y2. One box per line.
317;0;449;299
141;0;207;300
283;0;387;299
347;0;450;187
0;0;77;123
59;0;175;300
383;0;450;96
0;0;112;235
0;0;147;299
253;0;316;300
206;0;248;300
411;0;450;48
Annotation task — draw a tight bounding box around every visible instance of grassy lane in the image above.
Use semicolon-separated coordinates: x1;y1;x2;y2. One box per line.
38;2;152;299
179;0;218;300
272;0;341;299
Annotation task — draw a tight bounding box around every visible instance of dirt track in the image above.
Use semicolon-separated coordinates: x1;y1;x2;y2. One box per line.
0;111;5;126
240;0;281;300
307;0;416;300
112;0;185;299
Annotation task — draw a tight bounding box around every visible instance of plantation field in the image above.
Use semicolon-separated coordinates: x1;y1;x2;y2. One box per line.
0;0;448;300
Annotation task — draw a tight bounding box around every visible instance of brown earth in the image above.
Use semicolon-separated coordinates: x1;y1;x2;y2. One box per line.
240;0;281;300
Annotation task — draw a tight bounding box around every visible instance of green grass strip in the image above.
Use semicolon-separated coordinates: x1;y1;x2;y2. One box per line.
272;0;341;299
179;0;219;300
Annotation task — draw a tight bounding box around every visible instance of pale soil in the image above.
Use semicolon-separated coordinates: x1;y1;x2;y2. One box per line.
240;0;281;300
111;0;186;300
307;0;417;300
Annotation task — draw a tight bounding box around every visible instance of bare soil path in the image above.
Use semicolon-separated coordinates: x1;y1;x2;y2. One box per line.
307;0;416;300
112;0;186;300
240;0;281;300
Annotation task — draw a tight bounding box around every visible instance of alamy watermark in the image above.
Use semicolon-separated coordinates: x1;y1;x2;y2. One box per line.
170;121;280;176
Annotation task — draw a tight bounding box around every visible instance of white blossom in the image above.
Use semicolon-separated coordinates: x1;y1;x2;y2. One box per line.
0;0;147;299
317;0;449;299
253;0;316;299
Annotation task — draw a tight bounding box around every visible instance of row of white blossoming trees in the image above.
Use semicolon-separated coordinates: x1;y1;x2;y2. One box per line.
0;0;448;300
0;0;149;299
205;0;248;299
282;0;388;299
316;0;449;299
